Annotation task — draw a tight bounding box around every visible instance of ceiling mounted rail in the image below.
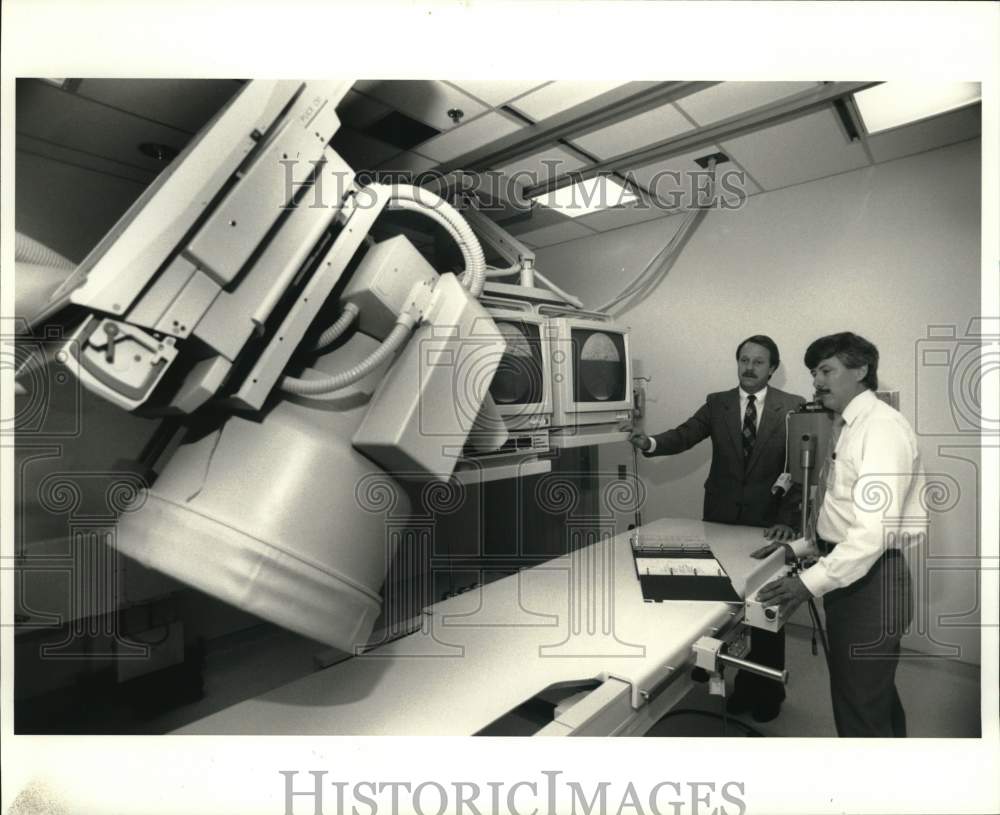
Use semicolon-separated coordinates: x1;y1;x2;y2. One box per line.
437;81;720;175
520;81;881;200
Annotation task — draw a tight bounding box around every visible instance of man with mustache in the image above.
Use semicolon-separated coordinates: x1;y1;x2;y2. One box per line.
756;332;924;737
628;335;805;723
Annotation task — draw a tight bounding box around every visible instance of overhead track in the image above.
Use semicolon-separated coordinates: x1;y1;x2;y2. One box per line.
436;81;719;175
521;81;880;200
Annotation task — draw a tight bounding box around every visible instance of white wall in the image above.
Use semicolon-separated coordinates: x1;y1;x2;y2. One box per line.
538;139;984;664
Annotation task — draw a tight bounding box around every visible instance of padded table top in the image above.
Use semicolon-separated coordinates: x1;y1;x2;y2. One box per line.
177;518;781;735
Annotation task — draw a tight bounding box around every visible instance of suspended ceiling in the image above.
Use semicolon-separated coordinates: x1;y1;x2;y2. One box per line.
15;78;982;259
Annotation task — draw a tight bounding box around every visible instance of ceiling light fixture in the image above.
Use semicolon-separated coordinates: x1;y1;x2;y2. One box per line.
853;82;981;135
531;175;638;218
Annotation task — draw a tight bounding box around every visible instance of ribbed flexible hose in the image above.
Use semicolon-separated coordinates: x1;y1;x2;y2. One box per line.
281;321;412;396
310;302;360;352
386;185;486;297
595;215;694;313
279;184;485;397
15;232;75;270
595;160;718;314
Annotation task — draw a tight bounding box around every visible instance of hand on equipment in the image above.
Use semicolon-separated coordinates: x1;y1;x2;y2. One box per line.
625;427;652;452
756;574;812;616
763;524;796;542
751;542;779;559
751;540;797;563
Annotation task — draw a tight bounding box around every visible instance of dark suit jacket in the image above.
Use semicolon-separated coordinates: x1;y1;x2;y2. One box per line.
645;387;806;527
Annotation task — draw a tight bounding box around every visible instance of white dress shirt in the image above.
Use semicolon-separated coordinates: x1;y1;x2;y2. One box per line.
798;389;927;598
646;386;767;454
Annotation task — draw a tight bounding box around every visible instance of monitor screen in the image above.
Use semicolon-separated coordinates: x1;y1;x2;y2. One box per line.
490;320;545;407
571;327;627;403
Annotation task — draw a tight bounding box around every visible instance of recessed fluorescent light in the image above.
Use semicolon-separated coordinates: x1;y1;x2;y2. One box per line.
854;82;981;135
531;175;638;218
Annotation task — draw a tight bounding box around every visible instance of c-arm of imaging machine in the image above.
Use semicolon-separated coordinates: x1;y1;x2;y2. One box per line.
21;79;791;733
22;79;514;651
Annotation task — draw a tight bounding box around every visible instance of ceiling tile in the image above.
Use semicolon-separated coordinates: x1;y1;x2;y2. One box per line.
675;81;821;126
416;112;525;163
351;79;487;131
572;101;694;160
866;104;981;164
329;128;399;170
720;108;870;191
74;79;241;133
495;146;586;188
17;133;156;185
508;80;630;123
514;220;597;248
376;150;438;175
17;82;192;175
463;171;529;209
625;146;760;209
337;88;394;129
573;200;676;233
500;204;573;237
446;80;550;108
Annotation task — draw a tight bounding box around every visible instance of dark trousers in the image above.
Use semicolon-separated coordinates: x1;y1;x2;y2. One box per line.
734;628;785;704
823;551;913;737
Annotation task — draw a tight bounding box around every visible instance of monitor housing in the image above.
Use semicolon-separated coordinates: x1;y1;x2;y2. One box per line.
545;313;633;433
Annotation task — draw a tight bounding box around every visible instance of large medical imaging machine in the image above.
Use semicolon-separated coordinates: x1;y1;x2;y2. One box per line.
18;79;798;736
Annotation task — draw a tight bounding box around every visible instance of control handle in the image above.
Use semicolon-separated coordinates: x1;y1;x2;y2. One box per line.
716;652;788;685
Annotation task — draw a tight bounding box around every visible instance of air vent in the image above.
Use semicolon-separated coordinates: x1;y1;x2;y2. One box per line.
832;98;862;142
694;152;729;168
362;110;441;151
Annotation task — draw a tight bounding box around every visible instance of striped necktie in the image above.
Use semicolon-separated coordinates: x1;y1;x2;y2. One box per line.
742;394;757;460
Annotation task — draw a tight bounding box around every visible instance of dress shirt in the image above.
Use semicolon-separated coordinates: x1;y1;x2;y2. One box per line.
798;389;926;598
647;386;768;454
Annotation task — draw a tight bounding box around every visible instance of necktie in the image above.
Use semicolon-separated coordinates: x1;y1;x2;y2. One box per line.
742;394;757;460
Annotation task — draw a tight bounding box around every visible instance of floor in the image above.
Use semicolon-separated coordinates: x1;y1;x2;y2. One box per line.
645;624;982;738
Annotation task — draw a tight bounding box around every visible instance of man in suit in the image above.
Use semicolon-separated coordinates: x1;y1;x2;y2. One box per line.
628;335;806;722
